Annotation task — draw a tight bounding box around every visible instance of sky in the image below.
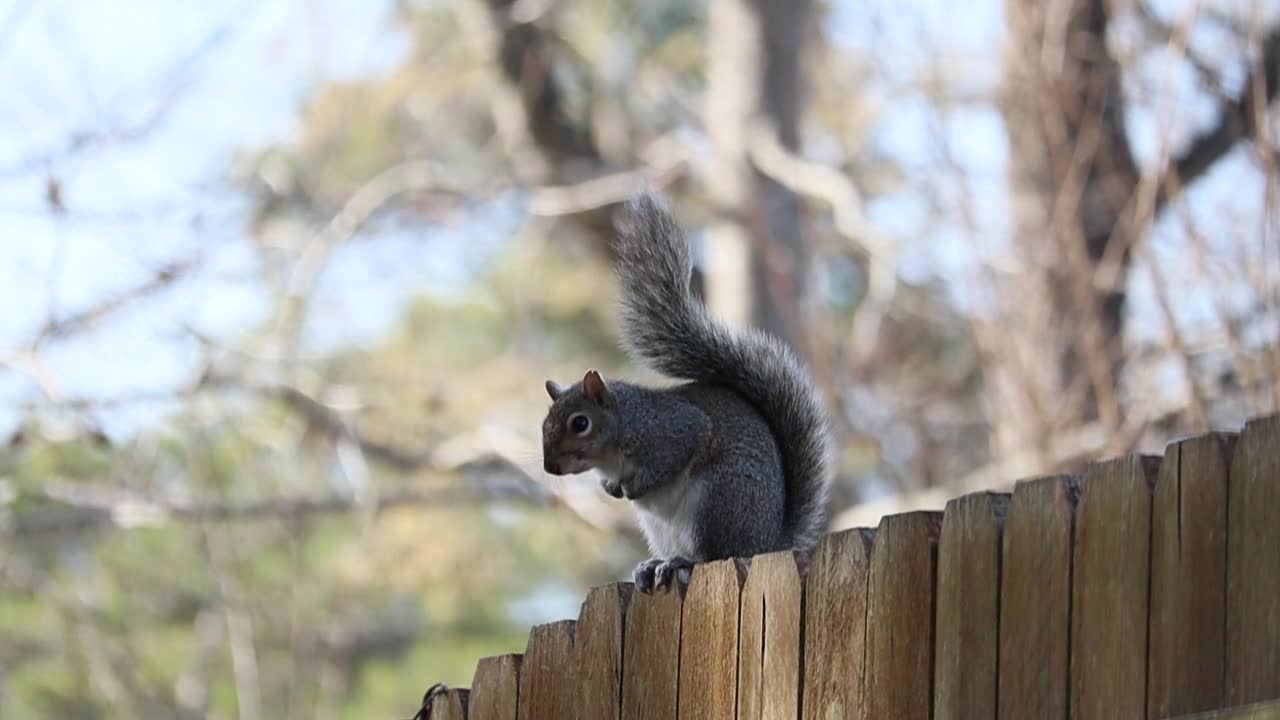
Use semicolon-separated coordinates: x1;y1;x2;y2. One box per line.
0;0;452;437
0;0;1275;440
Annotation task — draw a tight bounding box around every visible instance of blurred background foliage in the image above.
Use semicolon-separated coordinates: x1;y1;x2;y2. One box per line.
1;0;1278;716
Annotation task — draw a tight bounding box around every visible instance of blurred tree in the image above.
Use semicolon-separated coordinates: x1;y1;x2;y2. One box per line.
996;0;1280;465
4;0;1279;717
704;0;814;352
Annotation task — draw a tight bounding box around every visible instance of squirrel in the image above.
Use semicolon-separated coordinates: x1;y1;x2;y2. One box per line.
540;191;832;592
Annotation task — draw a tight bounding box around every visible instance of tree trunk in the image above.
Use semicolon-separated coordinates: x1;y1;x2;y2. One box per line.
996;0;1140;460
705;0;812;351
997;0;1280;464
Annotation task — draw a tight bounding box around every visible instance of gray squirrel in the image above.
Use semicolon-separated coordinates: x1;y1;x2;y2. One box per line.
540;191;832;592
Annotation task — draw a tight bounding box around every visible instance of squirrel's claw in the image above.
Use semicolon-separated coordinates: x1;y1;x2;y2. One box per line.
633;558;664;592
627;558;660;591
654;556;694;590
633;557;693;592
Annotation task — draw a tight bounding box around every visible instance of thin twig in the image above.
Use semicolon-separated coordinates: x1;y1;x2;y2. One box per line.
5;473;556;537
277;160;478;372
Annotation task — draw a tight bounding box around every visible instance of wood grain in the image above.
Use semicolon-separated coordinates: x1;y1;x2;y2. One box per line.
800;528;874;720
679;559;745;720
1070;455;1158;720
622;583;683;720
1169;700;1280;719
518;620;576;720
934;491;1008;720
997;475;1078;720
1226;414;1280;705
470;654;521;720
864;511;942;720
736;551;802;720
575;583;632;720
1149;433;1235;718
429;688;470;720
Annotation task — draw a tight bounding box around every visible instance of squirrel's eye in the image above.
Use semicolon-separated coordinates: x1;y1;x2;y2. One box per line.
569;414;591;435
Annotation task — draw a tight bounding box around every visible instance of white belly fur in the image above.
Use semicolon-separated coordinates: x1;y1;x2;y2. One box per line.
630;471;703;561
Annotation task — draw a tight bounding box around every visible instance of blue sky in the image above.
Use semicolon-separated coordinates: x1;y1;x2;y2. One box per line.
0;0;423;435
0;0;1274;439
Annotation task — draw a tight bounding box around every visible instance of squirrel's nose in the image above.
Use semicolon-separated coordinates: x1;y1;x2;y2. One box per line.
544;458;560;475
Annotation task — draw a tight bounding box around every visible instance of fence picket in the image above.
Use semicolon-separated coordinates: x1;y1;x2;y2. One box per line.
934;491;1008;720
622;583;682;720
997;475;1078;720
518;620;576;720
679;559;745;720
429;688;470;720
800;528;873;720
864;511;941;720
1149;433;1234;717
470;654;521;720
1226;415;1280;705
737;551;802;720
1070;455;1158;719
575;583;631;720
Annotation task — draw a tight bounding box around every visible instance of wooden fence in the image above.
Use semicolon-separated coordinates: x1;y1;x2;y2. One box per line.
420;414;1280;720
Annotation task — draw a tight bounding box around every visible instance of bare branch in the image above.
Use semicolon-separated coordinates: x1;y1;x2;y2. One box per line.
0;350;65;402
0;0;261;180
1156;25;1280;211
1140;245;1211;431
203;525;262;720
277;160;480;371
271;384;437;472
30;257;197;348
832;394;1171;530
1131;2;1225;98
451;0;552;182
3;465;556;538
745;120;898;361
525;137;688;216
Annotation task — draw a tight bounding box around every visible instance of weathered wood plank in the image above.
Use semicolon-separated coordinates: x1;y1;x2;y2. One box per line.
1170;700;1280;719
997;475;1078;720
865;511;942;720
518;620;575;720
428;688;470;720
801;528;874;720
1227;414;1280;705
737;551;802;720
575;583;632;720
1149;433;1235;718
1169;700;1280;719
679;559;745;720
470;654;521;720
934;491;1008;720
1070;455;1158;720
622;583;682;720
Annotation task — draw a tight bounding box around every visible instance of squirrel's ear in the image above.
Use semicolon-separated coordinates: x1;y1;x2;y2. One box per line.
545;380;566;400
583;369;608;403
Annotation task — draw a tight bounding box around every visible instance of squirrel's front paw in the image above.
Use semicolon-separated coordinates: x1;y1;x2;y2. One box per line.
633;557;696;592
633;558;664;593
654;556;694;589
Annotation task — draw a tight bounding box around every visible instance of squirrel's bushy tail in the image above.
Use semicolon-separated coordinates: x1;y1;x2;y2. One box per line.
612;191;832;550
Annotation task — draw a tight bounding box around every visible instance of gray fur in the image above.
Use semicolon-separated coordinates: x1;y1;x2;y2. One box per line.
540;191;832;588
610;191;832;552
543;378;787;564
